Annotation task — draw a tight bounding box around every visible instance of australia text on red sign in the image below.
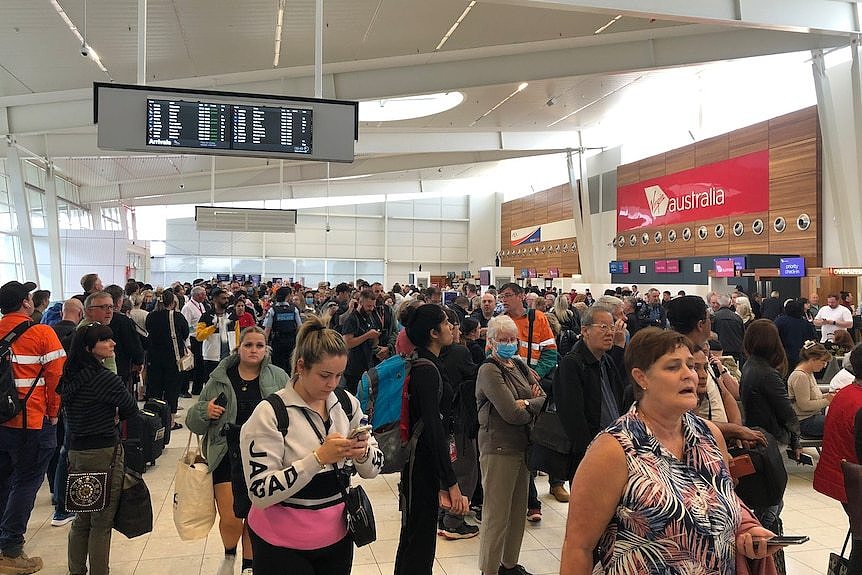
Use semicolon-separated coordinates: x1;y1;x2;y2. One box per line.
617;150;769;232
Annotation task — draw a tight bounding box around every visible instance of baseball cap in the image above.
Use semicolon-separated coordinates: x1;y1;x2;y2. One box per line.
0;281;37;314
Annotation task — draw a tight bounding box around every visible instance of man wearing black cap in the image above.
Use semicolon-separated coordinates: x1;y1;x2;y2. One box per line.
0;281;67;574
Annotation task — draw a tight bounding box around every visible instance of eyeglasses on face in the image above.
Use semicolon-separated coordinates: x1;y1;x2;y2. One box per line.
588;323;616;333
498;292;519;299
87;304;114;311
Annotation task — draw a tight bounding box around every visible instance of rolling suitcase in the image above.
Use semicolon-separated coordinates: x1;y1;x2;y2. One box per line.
144;398;172;446
126;410;165;466
123;438;147;474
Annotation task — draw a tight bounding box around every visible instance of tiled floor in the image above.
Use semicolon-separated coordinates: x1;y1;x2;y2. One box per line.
25;398;852;575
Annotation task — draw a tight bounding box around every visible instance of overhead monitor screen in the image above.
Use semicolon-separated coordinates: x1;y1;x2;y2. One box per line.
232;104;313;154
146;99;230;149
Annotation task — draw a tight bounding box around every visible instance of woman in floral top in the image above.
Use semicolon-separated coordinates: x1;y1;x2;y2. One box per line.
560;328;782;575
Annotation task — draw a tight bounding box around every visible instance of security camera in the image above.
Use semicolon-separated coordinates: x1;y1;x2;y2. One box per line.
178;183;184;189
80;44;89;57
325;223;331;232
546;98;555;107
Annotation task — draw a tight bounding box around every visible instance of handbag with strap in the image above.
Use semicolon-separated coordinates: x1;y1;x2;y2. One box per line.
827;531;852;575
168;312;194;372
65;443;120;513
114;467;153;538
528;388;573;479
299;407;377;547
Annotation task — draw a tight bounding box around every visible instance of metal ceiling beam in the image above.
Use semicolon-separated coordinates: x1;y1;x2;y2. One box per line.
12;129;582;159
1;27;848;138
483;0;861;35
78;149;564;206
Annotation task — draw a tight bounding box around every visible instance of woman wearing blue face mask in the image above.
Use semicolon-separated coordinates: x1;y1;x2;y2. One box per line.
475;315;546;575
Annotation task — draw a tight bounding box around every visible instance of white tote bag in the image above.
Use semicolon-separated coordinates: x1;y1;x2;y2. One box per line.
173;434;215;540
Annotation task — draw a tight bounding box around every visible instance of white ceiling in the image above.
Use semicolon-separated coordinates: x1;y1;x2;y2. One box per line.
0;0;853;206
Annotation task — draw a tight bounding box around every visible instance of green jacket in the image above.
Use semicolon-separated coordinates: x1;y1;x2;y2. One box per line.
185;353;288;472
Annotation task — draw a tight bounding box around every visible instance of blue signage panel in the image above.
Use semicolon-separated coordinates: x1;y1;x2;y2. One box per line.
609;261;630;274
216;273;230;282
779;257;805;277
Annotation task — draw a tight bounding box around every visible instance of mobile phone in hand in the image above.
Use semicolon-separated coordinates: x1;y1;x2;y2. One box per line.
348;424;372;439
786;448;814;466
768;535;809;546
214;392;228;408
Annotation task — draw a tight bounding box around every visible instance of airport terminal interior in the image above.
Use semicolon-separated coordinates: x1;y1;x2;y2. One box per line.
3;1;862;574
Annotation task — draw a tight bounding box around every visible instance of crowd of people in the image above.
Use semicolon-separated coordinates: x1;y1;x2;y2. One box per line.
1;274;861;575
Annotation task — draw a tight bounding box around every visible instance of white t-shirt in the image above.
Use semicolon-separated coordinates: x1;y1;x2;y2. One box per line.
697;372;728;423
815;305;852;342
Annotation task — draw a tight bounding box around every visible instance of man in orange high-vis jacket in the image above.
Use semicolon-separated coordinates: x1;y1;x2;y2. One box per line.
0;281;66;575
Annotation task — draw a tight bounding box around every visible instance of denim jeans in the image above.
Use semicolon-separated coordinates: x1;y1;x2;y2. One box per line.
53;416;71;514
0;422;58;555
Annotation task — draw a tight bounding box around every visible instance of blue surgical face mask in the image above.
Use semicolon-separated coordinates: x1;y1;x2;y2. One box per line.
495;341;518;359
306;297;314;306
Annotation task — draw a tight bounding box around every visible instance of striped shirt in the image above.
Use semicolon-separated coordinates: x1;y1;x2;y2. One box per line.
0;312;66;429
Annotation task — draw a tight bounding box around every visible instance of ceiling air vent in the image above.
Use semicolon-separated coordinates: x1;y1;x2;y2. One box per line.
195;206;297;233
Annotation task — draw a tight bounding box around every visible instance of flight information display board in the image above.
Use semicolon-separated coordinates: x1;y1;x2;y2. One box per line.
96;83;357;163
146;99;230;149
232;104;312;154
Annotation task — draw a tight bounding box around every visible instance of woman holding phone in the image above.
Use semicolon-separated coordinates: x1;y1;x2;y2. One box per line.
187;326;288;575
240;316;382;575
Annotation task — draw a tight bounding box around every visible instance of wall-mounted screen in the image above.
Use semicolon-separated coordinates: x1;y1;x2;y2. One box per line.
96;83;357;163
479;270;491;285
779;257;805;277
714;259;735;277
609;261;629;274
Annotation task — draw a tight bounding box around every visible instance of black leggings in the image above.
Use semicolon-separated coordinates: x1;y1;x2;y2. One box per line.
248;528;353;575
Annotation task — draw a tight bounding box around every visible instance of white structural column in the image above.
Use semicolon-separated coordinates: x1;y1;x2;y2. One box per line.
5;145;38;281
137;0;147;85
119;203;130;239
92;206;103;230
852;35;862;227
130;207;138;242
811;49;860;265
43;163;65;298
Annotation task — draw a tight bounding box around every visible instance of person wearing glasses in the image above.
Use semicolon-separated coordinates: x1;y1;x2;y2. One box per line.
553;304;625;487
476;315;545;575
80;292;118;374
58;322;138;575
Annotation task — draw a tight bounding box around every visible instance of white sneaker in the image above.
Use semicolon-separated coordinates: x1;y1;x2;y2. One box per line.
240;568;253;575
216;555;236;575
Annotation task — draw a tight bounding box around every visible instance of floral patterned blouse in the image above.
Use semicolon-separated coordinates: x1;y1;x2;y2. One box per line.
597;405;741;575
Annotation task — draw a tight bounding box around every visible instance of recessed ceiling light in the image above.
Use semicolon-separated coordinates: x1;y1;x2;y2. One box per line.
359;92;464;122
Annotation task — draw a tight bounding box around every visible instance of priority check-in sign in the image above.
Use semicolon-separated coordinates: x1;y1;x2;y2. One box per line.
617;150;769;232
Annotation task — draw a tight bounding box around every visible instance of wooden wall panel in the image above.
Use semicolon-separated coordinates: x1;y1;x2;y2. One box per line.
729;121;768;158
726;212;770;257
639;226;667;259
617;163;640;187
770;107;818;148
769;172;817;212
639;155;667;181
665;145;695;175
695;134;729;166
770;138;817;181
694;216;730;256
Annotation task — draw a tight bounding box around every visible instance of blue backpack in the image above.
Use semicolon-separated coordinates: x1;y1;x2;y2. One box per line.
40;302;62;327
357;353;439;474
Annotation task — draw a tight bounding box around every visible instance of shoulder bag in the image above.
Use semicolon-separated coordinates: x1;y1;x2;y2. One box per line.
65;443;120;513
168;312;194;372
299;405;377;547
114;467;153;538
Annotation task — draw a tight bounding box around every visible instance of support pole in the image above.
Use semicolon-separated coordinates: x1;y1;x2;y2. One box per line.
137;0;147;85
44;162;65;298
5;145;38;282
315;0;324;98
383;197;389;289
811;49;860;265
578;131;596;281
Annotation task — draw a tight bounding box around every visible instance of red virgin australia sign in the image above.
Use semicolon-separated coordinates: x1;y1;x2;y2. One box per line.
616;150;769;232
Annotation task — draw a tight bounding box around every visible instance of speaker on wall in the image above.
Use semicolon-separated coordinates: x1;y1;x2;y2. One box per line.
773;217;786;233
752;219;764;235
697;226;708;240
733;221;744;237
797;213;811;231
668;229;677;243
682;227;692;241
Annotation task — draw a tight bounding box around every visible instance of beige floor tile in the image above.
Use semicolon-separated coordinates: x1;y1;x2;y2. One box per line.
135;555;202;575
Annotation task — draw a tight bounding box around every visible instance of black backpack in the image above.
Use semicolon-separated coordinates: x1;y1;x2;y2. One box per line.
265;388;354;436
0;321;44;426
